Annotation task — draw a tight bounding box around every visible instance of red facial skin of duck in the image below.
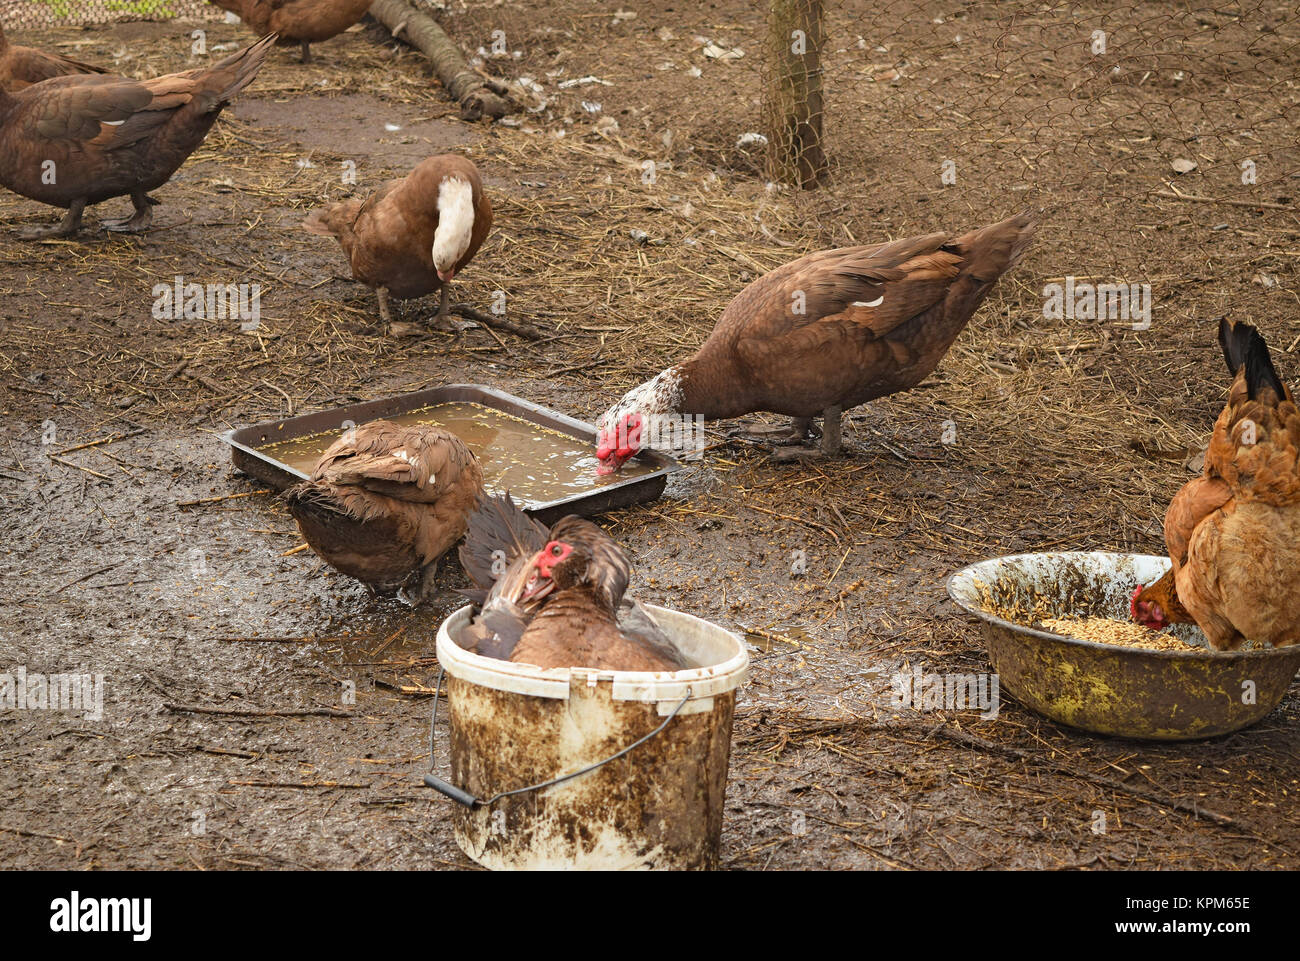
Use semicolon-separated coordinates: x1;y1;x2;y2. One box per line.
596;413;642;475
1130;586;1170;631
519;540;574;601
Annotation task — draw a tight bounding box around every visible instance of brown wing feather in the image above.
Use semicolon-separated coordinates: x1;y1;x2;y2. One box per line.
725;233;949;350
312;420;478;505
458;492;549;591
2;45;108;92
1163;475;1233;566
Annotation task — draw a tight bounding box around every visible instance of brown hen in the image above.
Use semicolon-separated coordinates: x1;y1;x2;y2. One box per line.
1133;319;1300;649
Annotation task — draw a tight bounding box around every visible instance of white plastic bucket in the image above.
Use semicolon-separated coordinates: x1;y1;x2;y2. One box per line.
431;604;749;870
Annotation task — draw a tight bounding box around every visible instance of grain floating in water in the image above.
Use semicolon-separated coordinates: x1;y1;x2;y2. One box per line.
255;401;656;508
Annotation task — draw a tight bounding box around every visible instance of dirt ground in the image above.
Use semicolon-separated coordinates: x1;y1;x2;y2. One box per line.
2;1;1299;870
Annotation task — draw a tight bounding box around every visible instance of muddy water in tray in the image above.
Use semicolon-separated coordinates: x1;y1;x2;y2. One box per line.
257;401;654;507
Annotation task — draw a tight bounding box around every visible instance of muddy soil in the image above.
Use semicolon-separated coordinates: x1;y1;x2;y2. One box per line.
2;2;1300;869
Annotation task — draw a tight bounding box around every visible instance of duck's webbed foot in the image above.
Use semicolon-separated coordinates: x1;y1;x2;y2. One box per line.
101;191;156;233
398;557;444;606
729;416;818;448
770;408;844;462
421;285;455;332
18;199;85;240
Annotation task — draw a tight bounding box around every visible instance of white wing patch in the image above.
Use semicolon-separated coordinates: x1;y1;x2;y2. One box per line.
852;295;884;308
432;177;476;273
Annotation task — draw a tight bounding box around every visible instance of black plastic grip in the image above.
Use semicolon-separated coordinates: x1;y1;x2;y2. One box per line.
423;774;479;807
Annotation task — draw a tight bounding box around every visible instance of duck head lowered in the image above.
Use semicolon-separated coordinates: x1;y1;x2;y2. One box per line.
432;175;476;282
595;367;687;474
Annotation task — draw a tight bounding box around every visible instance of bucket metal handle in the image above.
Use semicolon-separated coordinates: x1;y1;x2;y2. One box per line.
422;668;692;808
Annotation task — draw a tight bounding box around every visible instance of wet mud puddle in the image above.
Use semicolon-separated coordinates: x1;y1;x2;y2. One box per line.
256;401;654;507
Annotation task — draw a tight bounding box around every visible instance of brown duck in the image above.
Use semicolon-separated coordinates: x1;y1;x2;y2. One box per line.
0;33;274;239
507;517;688;672
209;0;374;63
284;419;483;601
595;211;1037;470
457;495;684;670
0;25;108;93
304;153;492;329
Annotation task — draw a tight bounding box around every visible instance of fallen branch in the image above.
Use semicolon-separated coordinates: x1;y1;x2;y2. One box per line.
1153;187;1292;211
368;0;513;120
374;678;440;696
50;429;146;457
215;635;316;644
450;303;546;341
177;490;270;508
0;824;74;843
53;561;127;594
48;456;111;480
228;779;369;789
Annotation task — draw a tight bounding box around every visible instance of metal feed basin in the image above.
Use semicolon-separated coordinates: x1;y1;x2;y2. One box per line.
947;551;1300;740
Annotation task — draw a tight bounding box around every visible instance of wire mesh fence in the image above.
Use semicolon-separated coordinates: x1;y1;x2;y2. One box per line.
1;0;222;28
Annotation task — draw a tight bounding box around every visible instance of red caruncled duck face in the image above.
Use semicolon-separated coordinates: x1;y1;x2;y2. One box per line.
517;517;632;609
596;412;643;475
520;539;575;601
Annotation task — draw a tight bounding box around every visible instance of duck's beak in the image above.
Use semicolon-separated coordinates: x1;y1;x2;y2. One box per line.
484;555;536;605
595;448;633;475
518;552;556;603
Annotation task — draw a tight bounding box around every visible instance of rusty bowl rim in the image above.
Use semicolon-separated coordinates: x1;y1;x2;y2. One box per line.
946;550;1300;664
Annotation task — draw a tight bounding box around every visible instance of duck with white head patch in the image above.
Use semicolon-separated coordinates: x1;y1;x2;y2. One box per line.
595;211;1037;473
304;153;492;330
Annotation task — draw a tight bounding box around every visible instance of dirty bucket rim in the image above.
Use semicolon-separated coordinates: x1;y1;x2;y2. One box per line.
436;603;750;701
946;550;1300;662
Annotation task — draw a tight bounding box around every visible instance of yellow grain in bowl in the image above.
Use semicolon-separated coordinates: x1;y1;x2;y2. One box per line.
1039;616;1203;653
